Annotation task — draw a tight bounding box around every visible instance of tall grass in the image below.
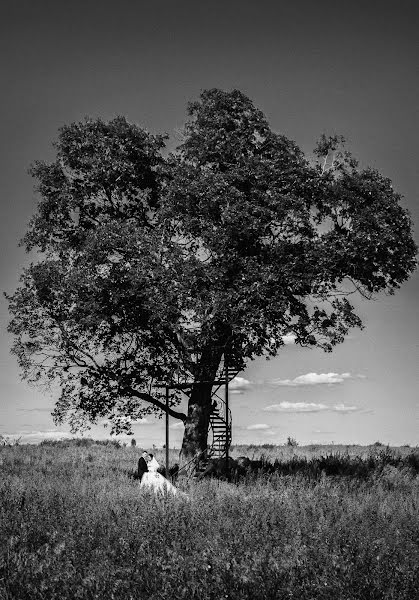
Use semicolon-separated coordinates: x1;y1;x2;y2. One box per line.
1;443;418;599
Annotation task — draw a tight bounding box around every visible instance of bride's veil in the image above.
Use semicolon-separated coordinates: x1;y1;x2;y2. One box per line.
149;456;160;471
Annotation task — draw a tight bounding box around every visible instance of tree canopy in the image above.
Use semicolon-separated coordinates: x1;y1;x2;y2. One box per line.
7;89;417;444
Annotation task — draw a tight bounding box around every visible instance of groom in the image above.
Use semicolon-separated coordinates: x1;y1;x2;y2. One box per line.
137;450;149;481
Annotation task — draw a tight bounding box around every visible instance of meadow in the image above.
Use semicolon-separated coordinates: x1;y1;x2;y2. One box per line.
1;441;418;599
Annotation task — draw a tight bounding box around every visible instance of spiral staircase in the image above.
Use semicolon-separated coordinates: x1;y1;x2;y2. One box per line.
177;357;241;479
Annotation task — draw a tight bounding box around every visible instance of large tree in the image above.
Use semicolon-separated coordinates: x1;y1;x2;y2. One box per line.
7;90;417;463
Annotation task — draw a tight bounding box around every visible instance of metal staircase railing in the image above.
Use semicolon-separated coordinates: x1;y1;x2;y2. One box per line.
176;358;241;479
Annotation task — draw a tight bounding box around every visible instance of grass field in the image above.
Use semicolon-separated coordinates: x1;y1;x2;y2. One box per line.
1;441;418;599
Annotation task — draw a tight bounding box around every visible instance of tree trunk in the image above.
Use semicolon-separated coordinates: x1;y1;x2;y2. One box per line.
179;382;213;465
179;343;225;469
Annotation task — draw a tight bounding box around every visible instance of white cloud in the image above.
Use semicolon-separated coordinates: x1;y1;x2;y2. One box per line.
264;402;329;413
134;418;151;425
312;429;336;434
282;333;296;345
4;430;74;443
229;377;251;394
246;423;270;430
333;403;359;413
18;407;52;413
264;402;360;414
102;416;151;427
271;372;353;386
169;422;184;430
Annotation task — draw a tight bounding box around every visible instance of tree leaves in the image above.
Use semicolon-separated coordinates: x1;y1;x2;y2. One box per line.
6;90;417;434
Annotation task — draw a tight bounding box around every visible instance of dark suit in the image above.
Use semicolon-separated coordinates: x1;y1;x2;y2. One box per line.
137;456;148;481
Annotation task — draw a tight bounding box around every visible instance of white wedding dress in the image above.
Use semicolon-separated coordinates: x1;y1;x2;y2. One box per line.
140;457;182;496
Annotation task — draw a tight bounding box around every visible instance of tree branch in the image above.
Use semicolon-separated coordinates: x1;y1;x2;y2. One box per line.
122;386;187;422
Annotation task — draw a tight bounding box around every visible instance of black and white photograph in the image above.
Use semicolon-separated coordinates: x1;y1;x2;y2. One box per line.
1;1;418;598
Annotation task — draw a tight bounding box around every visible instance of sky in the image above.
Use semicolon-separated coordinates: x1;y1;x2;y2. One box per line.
0;0;418;447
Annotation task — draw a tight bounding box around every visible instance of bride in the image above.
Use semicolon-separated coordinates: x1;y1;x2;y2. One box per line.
140;453;185;497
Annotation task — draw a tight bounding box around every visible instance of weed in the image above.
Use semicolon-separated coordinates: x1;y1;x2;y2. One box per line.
0;444;418;599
